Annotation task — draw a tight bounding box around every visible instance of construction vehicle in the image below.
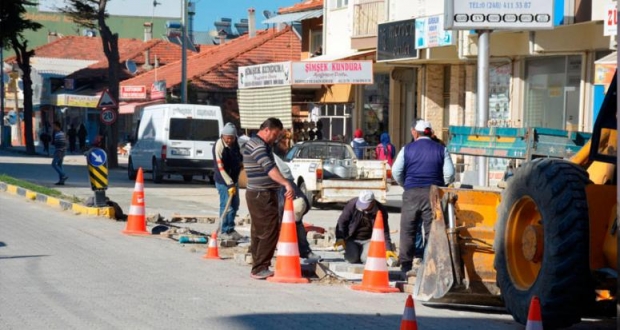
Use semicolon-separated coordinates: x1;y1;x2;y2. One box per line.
414;73;617;328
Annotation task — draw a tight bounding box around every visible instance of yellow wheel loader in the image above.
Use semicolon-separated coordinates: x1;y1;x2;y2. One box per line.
414;74;618;328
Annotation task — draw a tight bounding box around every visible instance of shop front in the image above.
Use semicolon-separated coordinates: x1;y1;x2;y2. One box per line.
50;90;102;146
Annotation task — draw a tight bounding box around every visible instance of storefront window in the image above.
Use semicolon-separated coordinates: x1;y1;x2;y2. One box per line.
525;56;581;130
362;73;390;146
489;63;511;127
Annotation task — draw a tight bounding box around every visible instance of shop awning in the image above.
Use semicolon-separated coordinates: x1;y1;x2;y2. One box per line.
595;52;617;65
262;9;323;24
50;89;102;108
238;86;292;129
305;49;376;62
119;100;165;114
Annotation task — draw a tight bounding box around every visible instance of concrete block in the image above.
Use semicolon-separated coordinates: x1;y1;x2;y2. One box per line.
233;253;253;265
314;263;329;279
347;265;365;274
408;275;417;285
219;239;237;247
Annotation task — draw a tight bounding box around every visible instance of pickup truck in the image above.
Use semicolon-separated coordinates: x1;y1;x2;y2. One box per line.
283;141;390;206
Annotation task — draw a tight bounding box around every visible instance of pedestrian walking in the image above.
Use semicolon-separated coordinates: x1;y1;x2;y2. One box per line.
38;123;51;156
392;120;455;276
51;121;68;185
212;122;244;241
375;132;396;167
67;125;77;153
78;123;87;151
351;128;368;159
242;118;294;280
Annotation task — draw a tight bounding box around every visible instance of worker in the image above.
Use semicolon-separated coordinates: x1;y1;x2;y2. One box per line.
392;119;455;276
242;117;294;280
212;122;244;241
273;136;321;262
334;190;397;264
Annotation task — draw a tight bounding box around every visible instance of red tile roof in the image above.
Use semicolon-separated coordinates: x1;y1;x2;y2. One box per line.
279;0;323;14
121;27;301;92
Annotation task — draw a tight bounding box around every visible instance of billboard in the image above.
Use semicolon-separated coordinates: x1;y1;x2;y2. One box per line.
444;0;554;30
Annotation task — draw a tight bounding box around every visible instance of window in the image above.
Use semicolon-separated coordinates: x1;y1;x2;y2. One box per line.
168;118;219;141
310;30;323;56
331;0;349;9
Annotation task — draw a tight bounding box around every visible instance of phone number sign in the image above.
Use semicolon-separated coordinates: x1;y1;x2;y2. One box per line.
445;1;554;30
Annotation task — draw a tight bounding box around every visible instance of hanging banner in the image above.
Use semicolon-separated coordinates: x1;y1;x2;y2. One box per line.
151;80;166;100
291;61;373;85
238;62;291;89
415;15;454;49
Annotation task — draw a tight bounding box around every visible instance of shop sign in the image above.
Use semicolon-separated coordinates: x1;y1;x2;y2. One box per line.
445;1;554;30
595;64;616;85
52;94;99;108
604;2;617;36
377;19;418;62
415;15;454;49
120;85;147;99
151;80;166;100
238;62;292;89
291;61;373;85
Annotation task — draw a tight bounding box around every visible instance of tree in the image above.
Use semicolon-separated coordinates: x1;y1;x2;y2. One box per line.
61;0;120;168
0;0;43;154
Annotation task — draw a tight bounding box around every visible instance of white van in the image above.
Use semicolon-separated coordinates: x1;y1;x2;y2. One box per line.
128;104;224;183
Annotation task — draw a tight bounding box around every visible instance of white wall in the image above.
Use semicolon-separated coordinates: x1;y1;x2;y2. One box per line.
387;0;444;21
325;4;353;54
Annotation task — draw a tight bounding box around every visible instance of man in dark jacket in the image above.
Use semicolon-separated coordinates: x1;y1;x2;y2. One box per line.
212;122;244;241
335;190;395;264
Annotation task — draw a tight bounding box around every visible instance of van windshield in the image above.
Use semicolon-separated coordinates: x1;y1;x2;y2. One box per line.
169;118;219;141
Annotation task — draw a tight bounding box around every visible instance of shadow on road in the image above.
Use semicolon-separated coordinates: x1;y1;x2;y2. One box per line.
0;254;49;260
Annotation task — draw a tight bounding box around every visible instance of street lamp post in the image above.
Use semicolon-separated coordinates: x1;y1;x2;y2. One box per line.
0;40;5;147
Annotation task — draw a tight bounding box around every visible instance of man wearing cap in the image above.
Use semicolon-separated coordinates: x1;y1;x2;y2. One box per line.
213;122;244;241
334;190;394;264
392;119;455;276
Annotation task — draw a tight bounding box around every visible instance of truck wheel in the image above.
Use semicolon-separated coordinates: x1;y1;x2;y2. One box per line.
183;175;193;183
128;157;137;181
299;181;314;208
494;158;593;328
152;159;163;183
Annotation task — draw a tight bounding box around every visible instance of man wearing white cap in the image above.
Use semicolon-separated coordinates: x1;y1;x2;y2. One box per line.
212;122;244;241
392;119;455;276
334;190;395;264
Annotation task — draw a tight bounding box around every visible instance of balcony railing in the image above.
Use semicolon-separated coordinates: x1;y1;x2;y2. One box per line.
352;0;385;38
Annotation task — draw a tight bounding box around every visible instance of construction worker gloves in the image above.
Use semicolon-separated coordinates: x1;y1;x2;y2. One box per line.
334;239;346;250
228;186;237;196
385;250;398;260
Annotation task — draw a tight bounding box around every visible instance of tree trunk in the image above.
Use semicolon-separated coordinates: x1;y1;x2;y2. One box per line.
20;50;35;154
97;0;120;168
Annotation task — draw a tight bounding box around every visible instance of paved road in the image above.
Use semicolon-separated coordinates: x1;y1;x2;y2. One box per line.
0;148;616;329
0;193;527;329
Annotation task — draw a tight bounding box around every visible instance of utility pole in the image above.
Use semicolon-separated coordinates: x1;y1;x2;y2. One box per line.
0;40;5;147
476;30;491;187
180;0;188;103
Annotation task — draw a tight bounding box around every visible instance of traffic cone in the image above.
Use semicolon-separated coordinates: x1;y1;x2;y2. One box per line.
203;231;221;259
400;295;418;330
351;211;399;293
122;167;149;235
267;197;309;284
525;296;543;330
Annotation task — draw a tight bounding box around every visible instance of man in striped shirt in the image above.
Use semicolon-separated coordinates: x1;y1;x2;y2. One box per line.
243;118;294;280
51;121;68;185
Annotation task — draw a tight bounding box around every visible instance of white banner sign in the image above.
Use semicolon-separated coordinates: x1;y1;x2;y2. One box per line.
120;85;147;99
238;62;291;89
291;61;373;85
415;15;454;49
445;1;554;30
604;2;618;36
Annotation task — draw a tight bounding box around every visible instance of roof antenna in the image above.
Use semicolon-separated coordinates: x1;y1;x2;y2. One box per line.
151;0;161;28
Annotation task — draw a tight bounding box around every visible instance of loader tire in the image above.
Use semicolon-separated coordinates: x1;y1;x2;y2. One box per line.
494;158;593;329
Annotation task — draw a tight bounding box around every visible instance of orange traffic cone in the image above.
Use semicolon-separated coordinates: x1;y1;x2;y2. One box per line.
122;167;149;235
267;197;309;284
525;296;543;330
400;295;418;330
203;231;221;259
351;211;399;293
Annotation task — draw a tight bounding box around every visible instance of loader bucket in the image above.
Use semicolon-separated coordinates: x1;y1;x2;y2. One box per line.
414;185;504;307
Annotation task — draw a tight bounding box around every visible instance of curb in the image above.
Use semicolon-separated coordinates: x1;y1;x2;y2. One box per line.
0;181;115;219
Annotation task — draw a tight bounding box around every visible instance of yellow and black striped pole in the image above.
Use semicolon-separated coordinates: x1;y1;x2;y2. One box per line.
86;148;108;207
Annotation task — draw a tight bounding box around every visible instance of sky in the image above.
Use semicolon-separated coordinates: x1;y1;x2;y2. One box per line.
193;0;300;31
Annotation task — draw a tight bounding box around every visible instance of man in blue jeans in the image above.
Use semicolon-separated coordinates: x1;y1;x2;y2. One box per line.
51;121;68;185
212;123;244;241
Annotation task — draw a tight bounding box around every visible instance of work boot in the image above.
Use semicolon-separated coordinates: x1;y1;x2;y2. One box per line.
228;230;244;241
302;251;322;262
250;269;274;280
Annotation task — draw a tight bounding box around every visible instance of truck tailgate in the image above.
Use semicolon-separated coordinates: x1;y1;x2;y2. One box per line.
320;179;388;203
